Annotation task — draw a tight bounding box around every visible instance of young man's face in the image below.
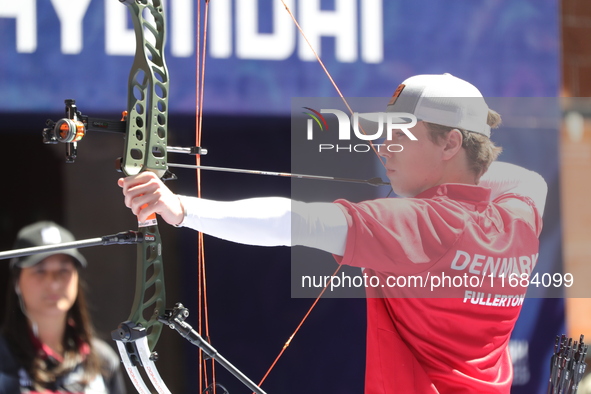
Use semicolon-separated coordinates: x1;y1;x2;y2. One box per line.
380;121;446;197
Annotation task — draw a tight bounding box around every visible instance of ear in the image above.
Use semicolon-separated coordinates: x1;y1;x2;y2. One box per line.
441;129;463;160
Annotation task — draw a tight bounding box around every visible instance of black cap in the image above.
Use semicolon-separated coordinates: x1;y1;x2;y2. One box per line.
10;221;87;269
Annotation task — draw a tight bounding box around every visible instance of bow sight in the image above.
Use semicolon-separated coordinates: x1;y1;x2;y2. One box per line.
43;99;207;169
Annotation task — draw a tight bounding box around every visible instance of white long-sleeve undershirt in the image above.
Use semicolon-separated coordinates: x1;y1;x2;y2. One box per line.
177;161;548;256
178;196;349;255
478;161;548;215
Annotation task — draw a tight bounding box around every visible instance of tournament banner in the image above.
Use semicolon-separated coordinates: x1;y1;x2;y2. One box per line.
1;0;557;115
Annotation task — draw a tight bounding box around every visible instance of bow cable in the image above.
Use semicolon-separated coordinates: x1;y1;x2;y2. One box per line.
279;0;388;167
196;1;216;392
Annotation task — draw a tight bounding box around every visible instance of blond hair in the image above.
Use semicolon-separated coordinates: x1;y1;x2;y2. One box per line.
425;109;503;180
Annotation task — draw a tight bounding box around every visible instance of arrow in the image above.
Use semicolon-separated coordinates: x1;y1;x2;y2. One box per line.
167;163;391;187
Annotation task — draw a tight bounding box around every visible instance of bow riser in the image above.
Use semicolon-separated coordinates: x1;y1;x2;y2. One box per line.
119;0;170;354
128;225;166;351
121;0;170;179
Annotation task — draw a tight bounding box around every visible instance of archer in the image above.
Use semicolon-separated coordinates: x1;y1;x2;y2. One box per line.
119;74;547;394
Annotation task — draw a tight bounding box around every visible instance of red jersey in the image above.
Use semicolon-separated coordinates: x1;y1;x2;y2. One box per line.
335;184;542;394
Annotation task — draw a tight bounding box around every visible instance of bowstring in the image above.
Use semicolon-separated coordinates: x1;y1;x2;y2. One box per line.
196;0;215;392
195;2;203;392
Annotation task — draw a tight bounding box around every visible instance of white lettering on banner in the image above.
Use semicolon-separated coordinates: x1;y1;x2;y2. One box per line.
104;0;136;56
236;0;295;60
0;0;37;53
210;0;232;58
1;0;383;62
298;0;356;62
171;0;193;57
450;250;539;278
361;0;383;63
212;0;382;62
105;0;176;56
51;0;90;55
105;0;192;56
51;0;92;54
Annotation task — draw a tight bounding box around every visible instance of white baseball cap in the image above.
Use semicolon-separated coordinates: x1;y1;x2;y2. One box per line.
361;73;492;137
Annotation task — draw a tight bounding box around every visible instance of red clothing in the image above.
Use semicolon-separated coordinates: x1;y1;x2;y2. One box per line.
335;184;542;394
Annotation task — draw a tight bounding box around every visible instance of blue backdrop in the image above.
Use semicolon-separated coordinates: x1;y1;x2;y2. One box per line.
0;0;557;115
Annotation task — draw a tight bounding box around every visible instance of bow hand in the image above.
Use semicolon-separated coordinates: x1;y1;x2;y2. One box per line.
119;173;185;226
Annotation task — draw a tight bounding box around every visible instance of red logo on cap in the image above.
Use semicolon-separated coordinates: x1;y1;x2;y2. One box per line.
388;84;406;106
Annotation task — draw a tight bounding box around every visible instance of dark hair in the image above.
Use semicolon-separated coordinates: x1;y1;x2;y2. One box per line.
1;263;102;391
424;109;503;180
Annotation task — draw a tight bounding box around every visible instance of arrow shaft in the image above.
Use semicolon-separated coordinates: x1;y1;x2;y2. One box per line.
167;163;390;186
0;231;143;261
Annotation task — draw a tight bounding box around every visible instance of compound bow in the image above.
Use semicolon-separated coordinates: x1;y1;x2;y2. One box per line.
42;1;266;393
108;1;172;392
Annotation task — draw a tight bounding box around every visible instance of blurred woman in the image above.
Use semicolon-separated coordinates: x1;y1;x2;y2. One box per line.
0;221;126;393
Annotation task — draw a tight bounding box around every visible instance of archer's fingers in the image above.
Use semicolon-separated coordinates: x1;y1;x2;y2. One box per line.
119;172;161;194
126;182;161;210
127;193;156;216
120;174;162;206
